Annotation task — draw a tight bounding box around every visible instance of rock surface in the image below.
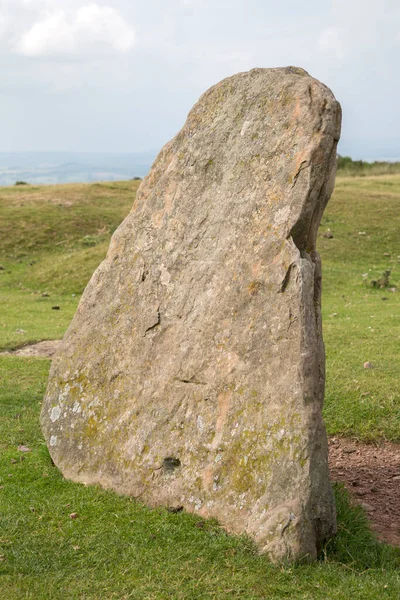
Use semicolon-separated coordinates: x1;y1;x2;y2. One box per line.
41;67;341;562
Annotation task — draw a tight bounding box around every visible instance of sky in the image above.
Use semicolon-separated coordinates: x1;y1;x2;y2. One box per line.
1;0;399;159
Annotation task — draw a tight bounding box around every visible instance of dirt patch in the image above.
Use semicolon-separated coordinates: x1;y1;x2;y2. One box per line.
1;340;61;359
329;437;400;547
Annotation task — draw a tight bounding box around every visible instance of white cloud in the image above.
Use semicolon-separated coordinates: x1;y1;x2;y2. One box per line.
18;11;74;55
75;5;135;53
15;3;135;57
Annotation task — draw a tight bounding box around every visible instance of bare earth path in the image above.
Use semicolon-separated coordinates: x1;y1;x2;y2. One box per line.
329;437;400;547
1;340;61;359
1;340;399;547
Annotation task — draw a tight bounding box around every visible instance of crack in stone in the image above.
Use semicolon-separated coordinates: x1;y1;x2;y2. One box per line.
291;161;310;189
279;263;296;293
174;377;206;386
144;307;161;336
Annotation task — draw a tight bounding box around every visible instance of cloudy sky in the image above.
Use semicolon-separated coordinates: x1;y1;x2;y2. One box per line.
1;0;399;159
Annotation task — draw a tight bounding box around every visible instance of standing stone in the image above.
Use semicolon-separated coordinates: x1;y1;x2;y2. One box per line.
41;67;341;562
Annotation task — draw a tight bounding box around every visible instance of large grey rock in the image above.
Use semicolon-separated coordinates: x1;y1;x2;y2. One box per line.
42;67;341;562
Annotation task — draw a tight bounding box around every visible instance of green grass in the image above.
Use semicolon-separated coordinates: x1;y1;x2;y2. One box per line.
0;289;78;351
0;176;400;597
320;175;400;441
1;357;399;599
0;181;138;350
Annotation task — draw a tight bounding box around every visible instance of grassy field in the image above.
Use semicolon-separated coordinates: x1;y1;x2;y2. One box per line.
0;181;136;350
1;176;399;598
319;176;400;441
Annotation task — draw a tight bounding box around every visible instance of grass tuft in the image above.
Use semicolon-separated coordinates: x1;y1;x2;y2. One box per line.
322;484;400;571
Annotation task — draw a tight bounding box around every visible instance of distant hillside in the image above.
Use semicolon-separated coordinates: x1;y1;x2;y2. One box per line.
337;155;400;177
0;151;156;186
2;151;400;186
